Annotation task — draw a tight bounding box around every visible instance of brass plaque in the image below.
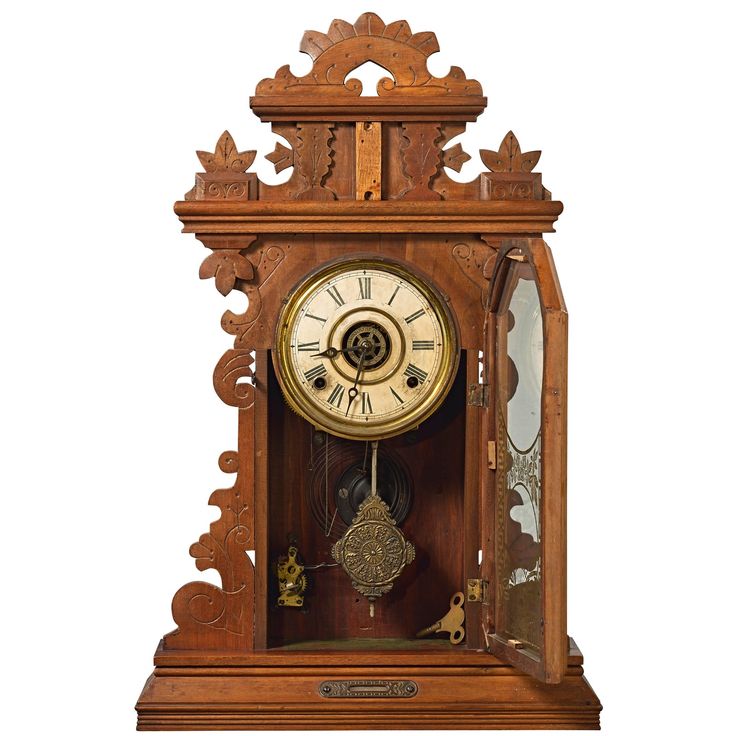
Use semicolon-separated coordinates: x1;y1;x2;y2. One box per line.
319;680;418;698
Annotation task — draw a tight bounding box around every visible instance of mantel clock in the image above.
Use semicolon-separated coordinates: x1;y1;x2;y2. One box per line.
136;12;602;729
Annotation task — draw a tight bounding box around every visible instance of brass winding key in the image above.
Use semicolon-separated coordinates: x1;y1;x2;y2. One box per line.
416;592;465;644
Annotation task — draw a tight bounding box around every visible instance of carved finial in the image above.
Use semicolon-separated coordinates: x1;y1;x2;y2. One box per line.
480;131;540;173
442;142;471;173
197;131;256;173
265;141;294;173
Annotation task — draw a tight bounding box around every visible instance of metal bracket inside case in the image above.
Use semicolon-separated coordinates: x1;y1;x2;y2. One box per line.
468;383;490;407
319;680;418;698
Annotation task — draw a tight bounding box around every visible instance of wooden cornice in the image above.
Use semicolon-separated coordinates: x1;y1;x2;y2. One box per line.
174;200;563;235
250;95;488;122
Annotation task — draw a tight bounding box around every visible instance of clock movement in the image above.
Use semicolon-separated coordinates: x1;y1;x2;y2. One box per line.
136;11;602;729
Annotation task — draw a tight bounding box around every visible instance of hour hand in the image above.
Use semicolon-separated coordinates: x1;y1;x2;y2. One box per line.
311;346;360;359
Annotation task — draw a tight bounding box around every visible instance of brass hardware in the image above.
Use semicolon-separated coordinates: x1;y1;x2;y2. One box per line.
276;545;307;607
508;639;524;649
506;250;527;262
319;680;418;698
416;591;466;644
487;440;496;469
468;383;489;407
466;578;488;603
332;494;415;602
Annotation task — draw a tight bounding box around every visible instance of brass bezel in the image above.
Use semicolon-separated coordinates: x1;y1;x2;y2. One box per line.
273;257;459;440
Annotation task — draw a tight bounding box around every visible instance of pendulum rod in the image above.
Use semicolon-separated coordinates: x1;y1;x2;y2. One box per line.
369;439;379;618
370;440;379;497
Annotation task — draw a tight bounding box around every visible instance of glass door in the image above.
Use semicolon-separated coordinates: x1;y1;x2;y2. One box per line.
481;238;568;684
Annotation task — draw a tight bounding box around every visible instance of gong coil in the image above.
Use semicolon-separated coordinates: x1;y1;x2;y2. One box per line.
308;433;412;538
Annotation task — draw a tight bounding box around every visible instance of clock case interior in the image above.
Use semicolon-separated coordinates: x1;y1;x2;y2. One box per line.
135;11;601;730
267;337;469;648
250;230;488;651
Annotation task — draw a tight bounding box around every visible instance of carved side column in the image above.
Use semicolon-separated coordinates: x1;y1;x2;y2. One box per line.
162;231;267;651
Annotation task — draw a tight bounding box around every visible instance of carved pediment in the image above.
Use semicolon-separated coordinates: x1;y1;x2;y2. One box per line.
255;12;482;99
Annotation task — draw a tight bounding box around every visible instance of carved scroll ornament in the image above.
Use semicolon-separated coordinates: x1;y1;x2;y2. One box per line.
194;234;289;345
165;450;254;649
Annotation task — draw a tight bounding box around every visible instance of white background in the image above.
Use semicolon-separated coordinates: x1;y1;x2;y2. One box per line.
2;1;734;734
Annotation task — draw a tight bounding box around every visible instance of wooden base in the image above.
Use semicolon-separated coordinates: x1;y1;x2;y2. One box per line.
136;641;601;730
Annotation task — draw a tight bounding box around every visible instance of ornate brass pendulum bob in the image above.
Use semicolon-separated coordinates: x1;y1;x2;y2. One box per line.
331;441;415;615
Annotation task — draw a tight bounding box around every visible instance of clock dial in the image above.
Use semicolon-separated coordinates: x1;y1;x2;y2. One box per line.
274;259;459;440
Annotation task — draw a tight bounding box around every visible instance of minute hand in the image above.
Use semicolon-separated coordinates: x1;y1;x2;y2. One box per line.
345;348;367;417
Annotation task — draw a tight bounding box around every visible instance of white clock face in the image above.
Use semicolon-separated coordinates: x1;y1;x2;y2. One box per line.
275;260;458;440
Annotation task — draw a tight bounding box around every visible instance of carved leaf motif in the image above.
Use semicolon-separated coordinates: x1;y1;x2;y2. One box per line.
197;131;256;173
442;142;471;173
222;245;289;342
407;31;440;55
353;11;385;37
328;19;356;42
384;19;412;42
400;123;442;200
265;141;294;173
480;131;541;173
299;30;334;61
199;250;255;296
190;536;217;572
295;124;336;200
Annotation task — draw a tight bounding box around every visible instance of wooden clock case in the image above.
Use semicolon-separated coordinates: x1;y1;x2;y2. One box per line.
136;12;601;730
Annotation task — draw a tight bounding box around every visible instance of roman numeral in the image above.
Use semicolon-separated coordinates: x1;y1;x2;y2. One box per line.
297;341;320;352
327;383;346;407
404;363;428;383
390;387;404;405
412;340;434;351
358;277;371;300
387;285;400;306
305;312;327;324
326;286;345;306
361;392;373;414
404;309;425;324
304;364;327;381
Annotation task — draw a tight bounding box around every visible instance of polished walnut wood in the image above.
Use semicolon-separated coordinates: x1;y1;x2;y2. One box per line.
136;11;600;730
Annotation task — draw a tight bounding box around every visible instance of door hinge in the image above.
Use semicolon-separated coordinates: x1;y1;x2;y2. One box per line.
468;383;489;407
466;578;488;603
